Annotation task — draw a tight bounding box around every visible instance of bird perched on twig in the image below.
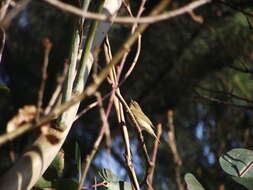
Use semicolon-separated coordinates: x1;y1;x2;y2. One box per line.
129;100;160;143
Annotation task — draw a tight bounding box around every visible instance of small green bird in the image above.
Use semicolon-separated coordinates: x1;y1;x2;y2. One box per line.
129;100;160;143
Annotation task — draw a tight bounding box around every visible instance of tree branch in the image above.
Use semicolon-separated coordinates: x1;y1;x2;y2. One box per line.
42;0;212;24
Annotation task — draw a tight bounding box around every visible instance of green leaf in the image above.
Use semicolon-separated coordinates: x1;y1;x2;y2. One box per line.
98;168;132;190
232;176;253;190
98;168;121;183
0;85;10;93
184;173;205;190
105;181;133;190
44;152;64;181
35;176;53;188
219;148;253;178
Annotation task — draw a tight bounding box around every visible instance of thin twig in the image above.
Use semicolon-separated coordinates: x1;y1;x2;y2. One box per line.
75;100;99;120
116;0;145;86
103;36;117;121
104;43;140;190
77;92;109;190
103;41;140;189
82;181;107;189
146;124;162;190
0;27;5;63
76;25;141;119
228;62;253;74
36;39;52;121
194;90;253;109
115;92;152;165
45;59;69;114
197;86;253;104
0;0;171;146
101;39;116;153
167;110;184;190
113;91;141;190
42;0;211;24
100;92;112;152
217;0;253;17
120;36;141;84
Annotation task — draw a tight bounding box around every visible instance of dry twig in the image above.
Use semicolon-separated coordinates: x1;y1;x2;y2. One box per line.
45;59;69;114
36;39;52;121
42;0;211;24
147;124;162;189
0;27;5;63
0;0;169;146
77;92;110;190
167;110;184;190
113;91;141;190
194;90;253;110
105;46;140;189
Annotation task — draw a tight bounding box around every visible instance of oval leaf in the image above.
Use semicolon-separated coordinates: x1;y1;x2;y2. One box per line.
44;153;64;180
35;176;53;188
219;148;253;178
98;168;121;183
232;176;253;190
184;173;205;190
106;181;133;190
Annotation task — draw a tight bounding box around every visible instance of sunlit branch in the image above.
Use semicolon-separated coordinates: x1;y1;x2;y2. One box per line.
42;0;211;24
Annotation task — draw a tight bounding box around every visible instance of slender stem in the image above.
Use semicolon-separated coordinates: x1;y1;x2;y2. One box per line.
74;0;105;91
0;27;5;64
147;124;162;189
0;0;171;146
114;91;141;190
115;92;152;165
167;110;184;190
45;60;69;114
42;0;212;24
77;92;108;190
36;39;52;121
57;19;81;130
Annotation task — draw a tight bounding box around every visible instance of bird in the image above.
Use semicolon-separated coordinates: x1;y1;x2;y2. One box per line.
129;100;160;143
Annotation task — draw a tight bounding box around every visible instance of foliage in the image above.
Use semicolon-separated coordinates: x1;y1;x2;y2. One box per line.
98;168;132;190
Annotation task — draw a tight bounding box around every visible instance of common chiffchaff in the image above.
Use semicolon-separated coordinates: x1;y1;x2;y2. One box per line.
129;100;160;143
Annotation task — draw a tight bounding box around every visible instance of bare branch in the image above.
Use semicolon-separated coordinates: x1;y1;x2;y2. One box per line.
197;86;253;104
36;39;52;121
147;124;162;190
217;0;253;17
228;62;253;74
45;59;69;114
77;92;109;190
105;43;140;189
194;90;253;109
113;91;141;190
42;0;212;24
167;110;184;190
0;27;5;63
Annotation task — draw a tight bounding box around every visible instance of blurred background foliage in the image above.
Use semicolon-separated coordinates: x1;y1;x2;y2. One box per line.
1;0;253;189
